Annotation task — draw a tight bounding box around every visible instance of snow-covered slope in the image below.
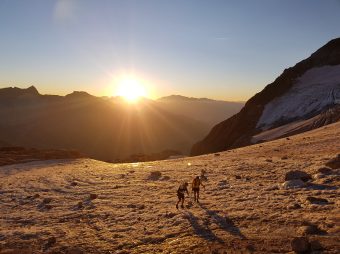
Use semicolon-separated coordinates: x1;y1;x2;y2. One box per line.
257;65;340;129
1;122;340;253
191;38;340;156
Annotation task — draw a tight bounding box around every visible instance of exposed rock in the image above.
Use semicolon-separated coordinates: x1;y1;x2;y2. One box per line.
265;185;279;191
282;179;306;189
89;194;98;200
45;236;57;249
77;202;83;209
317;167;333;175
298;224;325;235
310;240;323;250
291;237;310;253
325;154;340;169
306;196;329;204
287;203;301;210
147;171;162;180
42;198;52;204
313;173;326;180
285;170;312;182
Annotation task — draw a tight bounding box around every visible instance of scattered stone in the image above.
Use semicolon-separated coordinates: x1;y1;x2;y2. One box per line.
44;204;53;210
306;196;328;204
313;173;326;180
70;181;78;186
298;224;326;235
285;170;312;182
33;194;40;199
310;240;323;250
129;170;135;174
282;179;306;189
45;236;56;247
147;171;162;180
265;159;273;162
89;194;98;200
161;176;170;181
235;175;241;179
66;247;84;254
286;137;291;140
214;153;220;156
291;237;310;253
138;204;145;210
317;167;333;175
42;198;52;204
77;201;83;209
165;212;176;218
127;204;137;208
287;203;301;210
281;156;288;160
325;154;340;169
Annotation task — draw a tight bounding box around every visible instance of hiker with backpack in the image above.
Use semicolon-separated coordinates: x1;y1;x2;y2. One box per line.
192;176;205;203
176;182;189;209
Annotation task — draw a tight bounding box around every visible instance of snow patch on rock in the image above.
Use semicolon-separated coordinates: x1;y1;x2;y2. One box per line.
257;65;340;129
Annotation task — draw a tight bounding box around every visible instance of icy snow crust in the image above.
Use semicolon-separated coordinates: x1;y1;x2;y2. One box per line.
257;65;340;129
1;122;340;253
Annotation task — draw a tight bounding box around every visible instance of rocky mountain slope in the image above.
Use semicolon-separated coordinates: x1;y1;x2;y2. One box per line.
191;38;340;156
0;121;339;253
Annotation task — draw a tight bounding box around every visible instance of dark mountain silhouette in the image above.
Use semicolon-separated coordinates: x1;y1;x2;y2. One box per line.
157;95;244;128
191;38;340;156
0;87;241;161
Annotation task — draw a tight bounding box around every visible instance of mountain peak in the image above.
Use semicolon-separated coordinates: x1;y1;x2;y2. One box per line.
65;91;94;99
0;85;40;97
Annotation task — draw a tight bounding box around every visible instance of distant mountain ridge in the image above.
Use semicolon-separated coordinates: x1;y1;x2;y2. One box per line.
0;86;242;161
191;38;340;156
157;95;244;128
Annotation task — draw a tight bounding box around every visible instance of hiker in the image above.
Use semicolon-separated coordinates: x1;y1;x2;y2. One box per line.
192;176;205;203
176;182;189;209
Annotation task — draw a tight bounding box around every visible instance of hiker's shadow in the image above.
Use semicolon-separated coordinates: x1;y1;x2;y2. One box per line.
201;204;246;239
184;204;246;243
184;211;225;243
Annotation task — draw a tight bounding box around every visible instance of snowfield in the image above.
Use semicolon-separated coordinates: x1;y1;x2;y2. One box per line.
257;65;340;129
1;122;340;253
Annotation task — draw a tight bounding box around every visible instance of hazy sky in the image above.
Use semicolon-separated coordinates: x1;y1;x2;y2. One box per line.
1;0;340;101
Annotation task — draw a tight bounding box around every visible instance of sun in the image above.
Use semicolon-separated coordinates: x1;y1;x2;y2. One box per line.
116;78;147;102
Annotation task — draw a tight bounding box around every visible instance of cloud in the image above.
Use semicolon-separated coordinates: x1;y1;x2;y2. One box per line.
53;0;76;22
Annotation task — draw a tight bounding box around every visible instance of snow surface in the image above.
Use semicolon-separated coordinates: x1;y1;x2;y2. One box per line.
257;65;340;129
1;122;340;253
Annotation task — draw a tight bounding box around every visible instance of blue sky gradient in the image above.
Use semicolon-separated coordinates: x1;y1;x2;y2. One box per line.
1;0;340;100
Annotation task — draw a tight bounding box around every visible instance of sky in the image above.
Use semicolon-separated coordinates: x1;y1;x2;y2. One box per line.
0;0;340;101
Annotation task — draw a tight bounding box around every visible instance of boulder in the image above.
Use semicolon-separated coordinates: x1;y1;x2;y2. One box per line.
325;154;340;169
306;196;328;204
42;198;52;204
313;173;325;180
282;179;306;189
291;237;310;253
285;170;312;182
317;167;333;175
89;194;98;200
147;171;162;180
298;225;324;235
287;203;301;210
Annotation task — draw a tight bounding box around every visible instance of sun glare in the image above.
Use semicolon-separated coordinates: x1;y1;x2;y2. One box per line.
116;78;147;102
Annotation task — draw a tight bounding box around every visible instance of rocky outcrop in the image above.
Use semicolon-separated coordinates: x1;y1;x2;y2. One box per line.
191;38;340;156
